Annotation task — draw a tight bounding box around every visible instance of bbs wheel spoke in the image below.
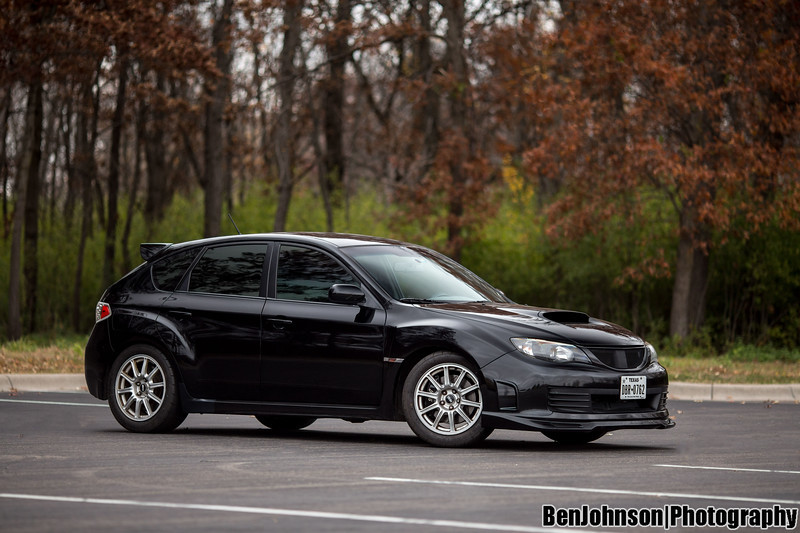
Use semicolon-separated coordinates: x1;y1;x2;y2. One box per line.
423;375;442;392
418;402;439;415
456;407;474;425
461;383;479;395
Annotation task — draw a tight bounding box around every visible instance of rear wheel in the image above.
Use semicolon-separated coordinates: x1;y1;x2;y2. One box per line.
402;352;493;447
255;415;316;431
107;345;186;433
542;429;606;445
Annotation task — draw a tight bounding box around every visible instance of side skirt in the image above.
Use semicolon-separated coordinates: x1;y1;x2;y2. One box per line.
178;385;391;420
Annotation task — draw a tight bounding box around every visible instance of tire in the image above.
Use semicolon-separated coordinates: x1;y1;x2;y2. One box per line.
402;352;493;447
542;429;606;445
107;345;187;433
255;415;316;431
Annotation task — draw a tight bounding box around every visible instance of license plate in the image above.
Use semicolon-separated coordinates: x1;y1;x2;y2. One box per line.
620;376;646;399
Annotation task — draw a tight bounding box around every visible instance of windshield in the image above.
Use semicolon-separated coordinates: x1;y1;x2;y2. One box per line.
343;245;508;303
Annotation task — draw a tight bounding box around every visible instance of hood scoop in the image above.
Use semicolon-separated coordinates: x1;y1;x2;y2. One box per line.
541;310;590;325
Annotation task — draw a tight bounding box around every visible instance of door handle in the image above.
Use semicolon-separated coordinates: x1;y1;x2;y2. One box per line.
169;309;193;317
268;318;293;330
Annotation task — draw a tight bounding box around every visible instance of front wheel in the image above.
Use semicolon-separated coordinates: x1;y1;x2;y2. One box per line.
402;352;493;447
107;345;186;433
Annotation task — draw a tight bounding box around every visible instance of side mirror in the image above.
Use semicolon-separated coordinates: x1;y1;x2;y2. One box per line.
328;284;366;305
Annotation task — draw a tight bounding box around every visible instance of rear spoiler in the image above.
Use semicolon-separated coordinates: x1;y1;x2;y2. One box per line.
140;243;172;261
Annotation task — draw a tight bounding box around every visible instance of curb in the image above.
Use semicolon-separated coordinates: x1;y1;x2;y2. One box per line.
1;373;87;393
1;374;798;402
668;382;799;402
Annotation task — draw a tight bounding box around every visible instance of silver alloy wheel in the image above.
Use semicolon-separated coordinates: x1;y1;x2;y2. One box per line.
113;353;166;421
412;362;483;435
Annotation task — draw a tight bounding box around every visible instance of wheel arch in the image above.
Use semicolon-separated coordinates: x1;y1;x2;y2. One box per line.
97;331;185;400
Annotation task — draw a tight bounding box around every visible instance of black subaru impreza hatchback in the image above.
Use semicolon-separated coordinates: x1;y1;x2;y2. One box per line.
85;232;674;447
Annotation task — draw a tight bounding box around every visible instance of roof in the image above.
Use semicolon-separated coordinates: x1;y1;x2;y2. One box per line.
142;232;406;262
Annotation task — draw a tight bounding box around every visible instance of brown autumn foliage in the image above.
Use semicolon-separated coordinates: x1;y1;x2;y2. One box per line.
0;0;798;345
486;0;800;337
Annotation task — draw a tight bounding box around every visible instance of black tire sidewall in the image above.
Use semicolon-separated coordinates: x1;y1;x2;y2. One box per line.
107;344;186;433
402;351;492;448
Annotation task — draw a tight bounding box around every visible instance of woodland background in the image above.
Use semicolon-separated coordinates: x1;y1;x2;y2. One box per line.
1;0;799;356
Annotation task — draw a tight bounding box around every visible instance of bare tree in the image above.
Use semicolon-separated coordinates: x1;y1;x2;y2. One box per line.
273;0;304;232
203;0;235;238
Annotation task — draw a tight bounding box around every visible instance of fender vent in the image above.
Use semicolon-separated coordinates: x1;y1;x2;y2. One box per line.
548;388;591;413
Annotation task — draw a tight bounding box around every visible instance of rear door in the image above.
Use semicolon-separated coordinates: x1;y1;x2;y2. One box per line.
260;243;386;406
159;242;268;401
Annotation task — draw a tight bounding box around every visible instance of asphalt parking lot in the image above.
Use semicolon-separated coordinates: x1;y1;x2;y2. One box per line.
1;392;798;532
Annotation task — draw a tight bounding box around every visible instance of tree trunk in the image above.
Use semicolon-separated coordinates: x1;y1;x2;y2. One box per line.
440;0;469;261
273;0;304;232
303;54;334;232
8;82;42;339
23;79;44;332
669;208;710;339
42;90;59;231
103;54;128;287
144;74;168;234
412;0;439;180
72;79;98;332
322;0;351;210
203;0;234;238
62;96;76;229
121;99;146;272
1;88;10;238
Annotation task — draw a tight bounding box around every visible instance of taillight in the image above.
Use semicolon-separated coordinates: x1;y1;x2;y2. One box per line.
95;302;111;322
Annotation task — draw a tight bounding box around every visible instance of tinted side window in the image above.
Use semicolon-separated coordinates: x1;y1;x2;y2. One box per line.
276;245;358;302
189;244;266;297
152;249;199;291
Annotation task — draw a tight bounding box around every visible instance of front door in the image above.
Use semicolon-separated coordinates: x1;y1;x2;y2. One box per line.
260;244;386;406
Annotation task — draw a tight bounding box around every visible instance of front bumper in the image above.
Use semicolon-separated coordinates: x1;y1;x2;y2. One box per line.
480;351;675;433
482;408;675;433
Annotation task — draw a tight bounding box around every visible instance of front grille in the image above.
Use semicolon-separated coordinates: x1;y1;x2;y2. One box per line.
548;387;664;414
587;347;646;370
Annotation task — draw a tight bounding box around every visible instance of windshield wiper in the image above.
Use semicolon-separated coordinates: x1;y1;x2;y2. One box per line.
399;298;446;304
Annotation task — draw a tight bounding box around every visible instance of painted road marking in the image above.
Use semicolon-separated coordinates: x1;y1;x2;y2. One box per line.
655;464;800;475
0;492;603;533
0;398;107;408
365;477;800;506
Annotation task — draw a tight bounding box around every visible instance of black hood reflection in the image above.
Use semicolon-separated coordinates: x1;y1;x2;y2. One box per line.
419;302;642;347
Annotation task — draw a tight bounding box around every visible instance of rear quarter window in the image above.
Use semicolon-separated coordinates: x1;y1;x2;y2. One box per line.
151;249;199;292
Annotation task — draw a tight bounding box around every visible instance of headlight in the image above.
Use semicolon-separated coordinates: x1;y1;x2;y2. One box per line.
645;342;658;363
511;338;591;364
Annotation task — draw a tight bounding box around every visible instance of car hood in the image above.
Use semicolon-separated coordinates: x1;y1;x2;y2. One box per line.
423;302;642;347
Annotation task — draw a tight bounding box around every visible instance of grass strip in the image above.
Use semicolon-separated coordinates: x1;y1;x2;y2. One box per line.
1;336;799;384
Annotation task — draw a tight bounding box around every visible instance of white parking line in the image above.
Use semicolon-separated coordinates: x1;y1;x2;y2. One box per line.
655;464;800;475
0;398;107;408
365;477;800;506
0;492;601;533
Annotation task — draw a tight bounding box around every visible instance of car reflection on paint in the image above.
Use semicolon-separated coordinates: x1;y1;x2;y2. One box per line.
85;232;674;447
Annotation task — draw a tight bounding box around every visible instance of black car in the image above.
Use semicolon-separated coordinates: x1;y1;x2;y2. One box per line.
85;232;674;447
